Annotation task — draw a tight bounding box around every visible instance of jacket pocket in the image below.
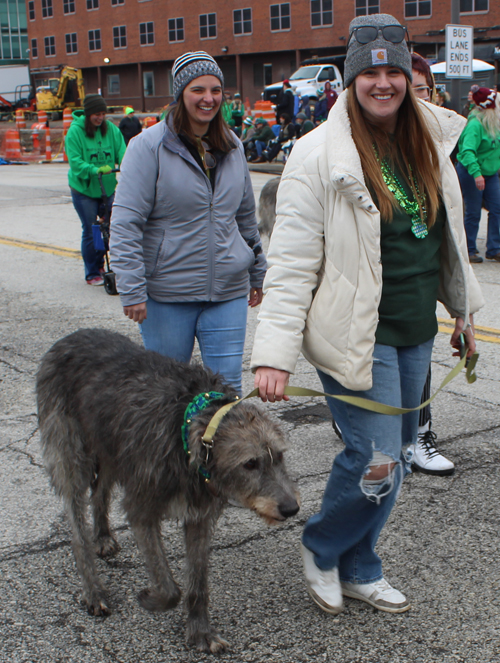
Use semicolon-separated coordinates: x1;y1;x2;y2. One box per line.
144;228;165;278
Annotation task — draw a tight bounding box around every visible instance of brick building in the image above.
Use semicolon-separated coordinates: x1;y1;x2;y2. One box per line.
26;0;500;110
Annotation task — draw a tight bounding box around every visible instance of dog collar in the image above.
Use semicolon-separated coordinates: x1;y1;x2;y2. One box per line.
182;391;226;481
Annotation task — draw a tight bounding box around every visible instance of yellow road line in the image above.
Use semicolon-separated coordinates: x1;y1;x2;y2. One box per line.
437;317;500;336
0;235;81;259
438;325;500;345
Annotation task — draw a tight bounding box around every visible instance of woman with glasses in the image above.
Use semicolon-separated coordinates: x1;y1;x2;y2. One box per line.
410;52;435;103
252;14;483;614
110;51;266;395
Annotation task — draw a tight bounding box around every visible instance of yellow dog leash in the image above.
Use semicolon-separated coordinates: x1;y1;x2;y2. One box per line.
202;351;478;444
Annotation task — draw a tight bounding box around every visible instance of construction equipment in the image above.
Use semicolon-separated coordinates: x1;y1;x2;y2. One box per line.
36;66;85;119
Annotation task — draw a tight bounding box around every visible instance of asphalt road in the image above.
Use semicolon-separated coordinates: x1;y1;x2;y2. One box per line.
0;164;499;663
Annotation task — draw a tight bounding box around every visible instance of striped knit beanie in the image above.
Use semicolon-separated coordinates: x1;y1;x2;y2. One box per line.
172;51;224;101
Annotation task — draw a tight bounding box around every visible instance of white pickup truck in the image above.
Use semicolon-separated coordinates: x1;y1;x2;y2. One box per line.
263;63;343;102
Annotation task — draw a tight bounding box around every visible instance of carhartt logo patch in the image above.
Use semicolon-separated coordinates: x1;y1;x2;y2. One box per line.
371;49;388;64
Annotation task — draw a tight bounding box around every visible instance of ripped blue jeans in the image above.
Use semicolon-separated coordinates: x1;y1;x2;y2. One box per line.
302;339;434;584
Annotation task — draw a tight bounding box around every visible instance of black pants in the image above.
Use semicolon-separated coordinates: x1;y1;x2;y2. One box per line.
418;366;432;427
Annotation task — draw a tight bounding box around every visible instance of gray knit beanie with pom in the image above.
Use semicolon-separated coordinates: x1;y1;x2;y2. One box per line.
172;51;224;101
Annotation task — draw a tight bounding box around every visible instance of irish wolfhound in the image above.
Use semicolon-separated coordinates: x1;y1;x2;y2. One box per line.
258;176;280;236
36;329;299;654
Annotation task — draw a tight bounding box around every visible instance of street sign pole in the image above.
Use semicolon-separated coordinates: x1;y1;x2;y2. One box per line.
450;0;461;112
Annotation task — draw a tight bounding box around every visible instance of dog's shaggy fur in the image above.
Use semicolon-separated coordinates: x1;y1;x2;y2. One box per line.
258;176;280;236
36;329;299;654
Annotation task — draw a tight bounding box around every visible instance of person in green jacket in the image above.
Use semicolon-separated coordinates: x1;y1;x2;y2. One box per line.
250;118;275;161
456;86;500;263
66;94;126;285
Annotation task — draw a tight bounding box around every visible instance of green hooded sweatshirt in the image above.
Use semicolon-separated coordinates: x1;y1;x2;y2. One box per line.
66;110;126;198
456;115;500;179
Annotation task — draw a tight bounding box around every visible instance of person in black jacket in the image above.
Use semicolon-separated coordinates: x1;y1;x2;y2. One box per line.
261;113;296;162
276;80;295;122
119;107;143;145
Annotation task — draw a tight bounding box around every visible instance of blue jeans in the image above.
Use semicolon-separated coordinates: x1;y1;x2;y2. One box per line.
302;339;434;583
456;162;500;258
71;188;114;281
255;140;267;157
140;296;248;395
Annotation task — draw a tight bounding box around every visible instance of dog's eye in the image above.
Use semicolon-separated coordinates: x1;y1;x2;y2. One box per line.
276;451;284;463
244;459;260;471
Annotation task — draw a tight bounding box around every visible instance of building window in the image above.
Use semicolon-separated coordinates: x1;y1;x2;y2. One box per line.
65;32;78;53
88;29;101;50
168;17;184;42
44;35;56;56
29;1;36;20
355;0;379;15
143;71;154;96
108;74;120;95
63;0;75;14
270;3;291;31
139;22;154;45
113;25;127;48
404;0;431;17
42;0;53;18
460;0;487;11
87;0;99;8
31;38;38;58
311;0;332;26
233;8;252;35
199;13;217;39
111;0;124;4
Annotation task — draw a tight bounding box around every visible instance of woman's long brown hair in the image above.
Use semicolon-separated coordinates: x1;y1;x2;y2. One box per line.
347;81;442;226
172;94;235;153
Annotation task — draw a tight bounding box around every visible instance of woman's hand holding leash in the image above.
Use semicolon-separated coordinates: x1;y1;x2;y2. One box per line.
248;287;263;308
451;315;476;358
124;302;147;324
254;367;290;402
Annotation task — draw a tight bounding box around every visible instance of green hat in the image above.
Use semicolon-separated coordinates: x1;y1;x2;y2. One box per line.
243;116;253;126
125;107;135;115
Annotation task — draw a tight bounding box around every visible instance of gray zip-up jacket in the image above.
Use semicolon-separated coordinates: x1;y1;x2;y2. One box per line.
110;119;266;307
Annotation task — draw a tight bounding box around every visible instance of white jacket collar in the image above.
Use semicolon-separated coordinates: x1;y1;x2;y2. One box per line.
325;90;466;194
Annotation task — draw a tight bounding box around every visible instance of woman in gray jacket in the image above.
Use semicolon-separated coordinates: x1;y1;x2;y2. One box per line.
110;52;266;394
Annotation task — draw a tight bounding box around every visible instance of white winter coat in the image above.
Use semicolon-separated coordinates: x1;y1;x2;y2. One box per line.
250;91;484;391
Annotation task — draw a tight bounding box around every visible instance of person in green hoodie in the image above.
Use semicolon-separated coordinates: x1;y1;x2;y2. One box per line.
66;94;126;285
456;86;500;263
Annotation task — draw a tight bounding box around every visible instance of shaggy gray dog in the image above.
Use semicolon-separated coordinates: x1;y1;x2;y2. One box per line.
37;329;299;654
258;176;280;236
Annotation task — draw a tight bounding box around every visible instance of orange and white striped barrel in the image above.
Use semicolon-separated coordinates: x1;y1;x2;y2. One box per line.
143;116;157;129
62;107;73;162
5;129;22;159
38;109;47;125
15;109;26;130
252;100;276;126
45;122;52;161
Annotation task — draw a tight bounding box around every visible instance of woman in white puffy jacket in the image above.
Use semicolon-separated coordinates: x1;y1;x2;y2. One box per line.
251;14;483;615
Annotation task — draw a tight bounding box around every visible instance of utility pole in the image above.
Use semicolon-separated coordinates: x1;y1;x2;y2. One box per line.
450;0;462;112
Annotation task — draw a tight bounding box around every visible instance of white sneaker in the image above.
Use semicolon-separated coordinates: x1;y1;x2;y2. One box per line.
341;577;410;613
300;543;343;615
410;430;455;476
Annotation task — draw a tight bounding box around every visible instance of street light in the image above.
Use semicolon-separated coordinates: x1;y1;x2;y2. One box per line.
103;57;110;63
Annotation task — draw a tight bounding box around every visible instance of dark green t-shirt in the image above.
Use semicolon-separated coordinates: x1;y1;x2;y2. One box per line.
375;169;445;347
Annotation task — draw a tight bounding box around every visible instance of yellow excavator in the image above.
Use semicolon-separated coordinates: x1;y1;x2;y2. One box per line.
36;66;85;117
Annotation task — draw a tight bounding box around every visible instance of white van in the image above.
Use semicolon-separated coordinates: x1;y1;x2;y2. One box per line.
263;63;343;102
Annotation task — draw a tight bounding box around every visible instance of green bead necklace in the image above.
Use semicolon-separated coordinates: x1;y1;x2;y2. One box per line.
378;157;429;239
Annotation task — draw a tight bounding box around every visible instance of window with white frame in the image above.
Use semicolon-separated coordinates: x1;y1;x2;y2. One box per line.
42;0;53;18
199;13;217;39
28;1;35;20
63;0;75;14
113;25;127;48
460;0;487;11
44;35;55;55
404;0;431;17
168;17;184;42
233;8;252;35
88;29;101;50
270;3;290;31
87;0;99;8
108;74;120;94
355;0;380;15
143;71;154;96
31;38;38;57
139;22;154;45
111;0;124;5
65;32;78;53
311;0;332;26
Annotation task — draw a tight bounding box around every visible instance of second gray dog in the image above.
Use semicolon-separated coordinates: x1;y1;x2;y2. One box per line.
258;176;280;236
37;329;299;654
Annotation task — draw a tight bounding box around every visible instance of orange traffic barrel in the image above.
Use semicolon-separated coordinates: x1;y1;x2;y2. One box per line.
62;107;73;162
45;122;52;161
143;116;157;128
38;109;48;124
15;109;26;130
5;129;22;159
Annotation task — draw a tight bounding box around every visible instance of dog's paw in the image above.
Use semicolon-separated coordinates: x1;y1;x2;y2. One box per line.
187;626;229;654
82;595;111;617
138;586;181;612
95;535;120;559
